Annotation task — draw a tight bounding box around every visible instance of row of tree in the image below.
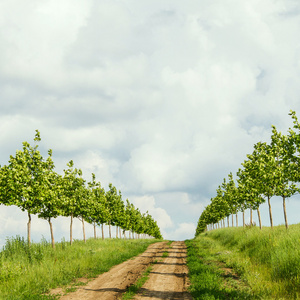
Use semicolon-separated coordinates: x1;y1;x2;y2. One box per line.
195;110;300;235
0;131;162;248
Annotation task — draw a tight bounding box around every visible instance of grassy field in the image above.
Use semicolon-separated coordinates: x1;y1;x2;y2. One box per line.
187;224;300;299
0;236;158;300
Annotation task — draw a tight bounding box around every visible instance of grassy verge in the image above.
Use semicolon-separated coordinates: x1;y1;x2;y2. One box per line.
0;236;159;300
186;239;254;299
187;223;300;299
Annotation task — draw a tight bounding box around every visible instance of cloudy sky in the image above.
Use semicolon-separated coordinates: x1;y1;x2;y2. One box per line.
1;0;300;247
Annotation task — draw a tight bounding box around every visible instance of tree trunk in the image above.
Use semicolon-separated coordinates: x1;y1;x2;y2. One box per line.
257;207;262;229
82;218;86;243
223;218;225;228
250;208;253;226
123;230;126;239
27;212;31;247
116;226;118;238
119;227;122;238
101;224;104;240
227;216;229;227
70;214;73;246
94;222;97;239
236;212;238;227
48;218;55;249
283;196;289;229
232;214;234;227
109;222;111;238
242;210;245;228
267;196;273;229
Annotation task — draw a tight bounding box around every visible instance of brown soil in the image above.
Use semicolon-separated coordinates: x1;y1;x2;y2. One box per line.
51;241;192;300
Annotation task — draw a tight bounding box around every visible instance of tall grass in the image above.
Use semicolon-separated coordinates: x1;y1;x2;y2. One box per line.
0;236;158;300
197;224;300;299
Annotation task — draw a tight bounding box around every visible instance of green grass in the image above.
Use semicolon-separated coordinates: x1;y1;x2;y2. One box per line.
122;265;153;299
162;251;169;258
188;223;300;299
185;239;254;299
0;236;159;300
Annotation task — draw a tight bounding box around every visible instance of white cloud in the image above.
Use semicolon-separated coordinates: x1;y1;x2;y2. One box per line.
130;195;173;230
1;0;300;243
172;223;196;241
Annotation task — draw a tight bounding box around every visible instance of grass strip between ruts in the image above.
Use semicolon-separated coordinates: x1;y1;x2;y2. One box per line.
122;264;154;300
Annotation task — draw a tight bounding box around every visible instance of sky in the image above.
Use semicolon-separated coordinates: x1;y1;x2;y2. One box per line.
1;0;300;248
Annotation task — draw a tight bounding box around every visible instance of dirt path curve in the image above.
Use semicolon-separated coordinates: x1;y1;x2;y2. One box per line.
57;241;167;300
133;241;192;300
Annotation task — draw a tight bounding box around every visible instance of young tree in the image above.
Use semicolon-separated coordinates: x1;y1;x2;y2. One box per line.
86;173;108;239
237;159;266;229
270;125;298;229
105;184;123;238
221;173;240;227
35;151;62;248
245;142;277;228
114;190;126;238
61;160;87;244
5;130;53;246
124;200;135;239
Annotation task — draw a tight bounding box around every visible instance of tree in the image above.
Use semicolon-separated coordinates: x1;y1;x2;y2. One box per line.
35;150;62;248
86;173;108;239
5;130;53;246
270;125;298;229
61;160;87;245
221;173;240;227
124;200;135;239
245;142;277;228
110;189;125;238
105;184;123;238
237;157;266;229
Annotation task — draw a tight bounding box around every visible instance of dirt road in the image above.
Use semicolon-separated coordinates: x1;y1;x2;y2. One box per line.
133;241;192;300
54;241;192;300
